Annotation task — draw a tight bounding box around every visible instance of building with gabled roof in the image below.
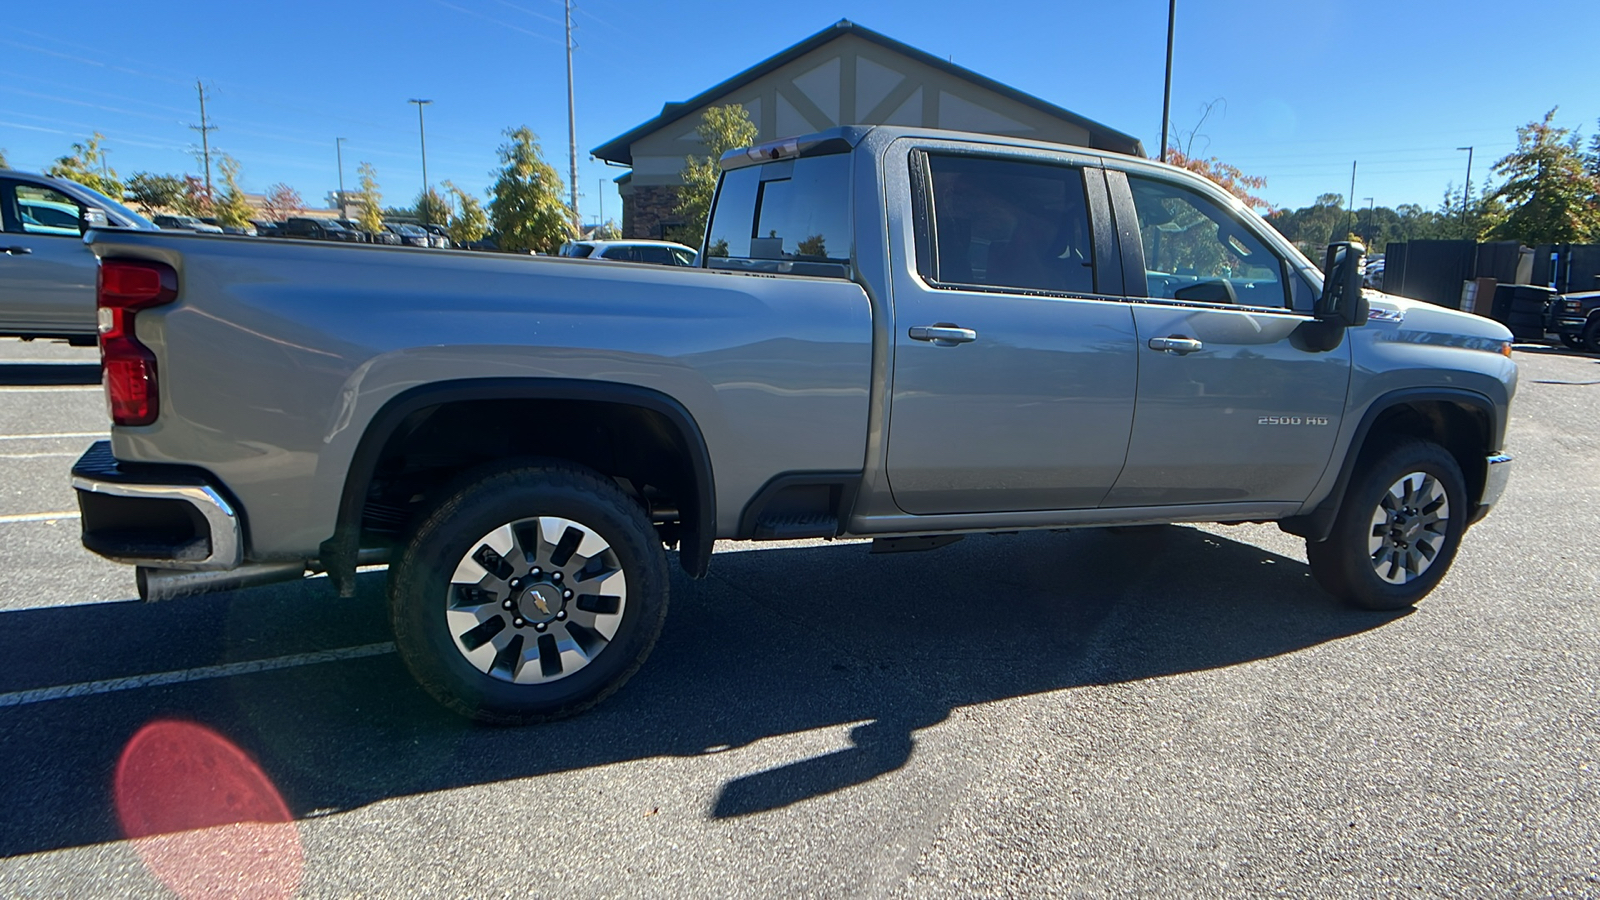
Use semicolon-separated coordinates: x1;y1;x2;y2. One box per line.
591;19;1144;240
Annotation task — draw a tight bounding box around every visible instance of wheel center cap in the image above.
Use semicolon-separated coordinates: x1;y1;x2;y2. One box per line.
517;582;564;622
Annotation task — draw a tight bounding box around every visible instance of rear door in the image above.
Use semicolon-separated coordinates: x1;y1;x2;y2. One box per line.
1102;168;1350;507
0;178;97;336
884;146;1139;514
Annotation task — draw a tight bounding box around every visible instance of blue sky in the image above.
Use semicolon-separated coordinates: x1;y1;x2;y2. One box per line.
3;0;1597;219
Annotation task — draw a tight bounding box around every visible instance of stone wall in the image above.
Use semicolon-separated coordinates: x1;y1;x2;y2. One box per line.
624;184;683;240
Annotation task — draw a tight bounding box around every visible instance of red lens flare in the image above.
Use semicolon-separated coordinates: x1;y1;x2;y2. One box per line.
115;720;303;900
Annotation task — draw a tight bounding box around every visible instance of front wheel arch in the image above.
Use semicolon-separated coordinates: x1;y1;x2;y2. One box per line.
1280;389;1497;543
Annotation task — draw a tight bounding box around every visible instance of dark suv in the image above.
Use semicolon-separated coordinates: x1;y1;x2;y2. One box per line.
278;217;360;242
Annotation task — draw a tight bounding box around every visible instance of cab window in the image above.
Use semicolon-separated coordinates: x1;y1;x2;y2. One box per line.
1127;175;1288;308
704;153;852;277
921;155;1096;295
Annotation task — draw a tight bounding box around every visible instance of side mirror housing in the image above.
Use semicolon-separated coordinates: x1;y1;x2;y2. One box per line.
1319;241;1369;327
80;207;109;233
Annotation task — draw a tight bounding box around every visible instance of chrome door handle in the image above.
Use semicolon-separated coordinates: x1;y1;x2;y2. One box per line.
1;246;32;256
1148;335;1203;354
909;325;977;345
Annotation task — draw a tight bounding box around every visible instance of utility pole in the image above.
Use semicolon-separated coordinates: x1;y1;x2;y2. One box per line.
1456;146;1474;229
598;178;605;226
336;137;347;216
189;79;217;202
566;0;580;230
1158;0;1175;162
1347;160;1357;236
409;99;433;210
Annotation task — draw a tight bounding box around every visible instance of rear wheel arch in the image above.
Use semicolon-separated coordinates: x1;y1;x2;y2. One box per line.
320;378;716;594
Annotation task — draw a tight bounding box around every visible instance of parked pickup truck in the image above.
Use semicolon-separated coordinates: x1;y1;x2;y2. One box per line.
1;169;157;342
72;126;1517;724
1549;290;1600;352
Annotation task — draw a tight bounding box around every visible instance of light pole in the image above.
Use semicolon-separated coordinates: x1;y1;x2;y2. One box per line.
1456;146;1474;229
409;99;433;207
335;137;347;216
1158;0;1175;162
1362;196;1374;245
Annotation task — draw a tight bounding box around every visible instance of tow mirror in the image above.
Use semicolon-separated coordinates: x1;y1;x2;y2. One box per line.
80;207;109;233
1319;241;1368;327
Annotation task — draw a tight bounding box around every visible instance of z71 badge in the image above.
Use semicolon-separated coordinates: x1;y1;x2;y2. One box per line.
1258;416;1330;426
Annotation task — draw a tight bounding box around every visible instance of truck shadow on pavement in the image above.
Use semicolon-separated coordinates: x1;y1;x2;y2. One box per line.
0;362;101;386
0;526;1405;856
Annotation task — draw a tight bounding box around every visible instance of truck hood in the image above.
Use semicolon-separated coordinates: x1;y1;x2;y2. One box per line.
1365;290;1513;343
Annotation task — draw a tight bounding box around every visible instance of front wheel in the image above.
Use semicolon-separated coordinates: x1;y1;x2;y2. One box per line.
1306;439;1468;611
389;461;669;724
1583;317;1600;354
1559;334;1585;351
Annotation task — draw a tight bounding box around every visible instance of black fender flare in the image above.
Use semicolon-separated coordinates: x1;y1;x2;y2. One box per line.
1281;386;1500;542
319;377;716;594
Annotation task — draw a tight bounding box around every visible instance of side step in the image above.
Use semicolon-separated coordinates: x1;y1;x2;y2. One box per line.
870;534;964;554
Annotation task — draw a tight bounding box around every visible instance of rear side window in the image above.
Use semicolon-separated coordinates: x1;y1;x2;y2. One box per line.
922;155;1096;295
705;154;851;277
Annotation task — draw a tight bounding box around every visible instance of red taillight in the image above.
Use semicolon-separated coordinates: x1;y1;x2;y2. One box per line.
98;259;178;427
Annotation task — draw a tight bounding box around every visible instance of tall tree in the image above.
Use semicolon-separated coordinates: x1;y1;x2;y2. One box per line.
673;104;758;249
176;175;214;217
443;181;488;245
414;186;452;227
0;148;9;169
488;126;574;253
126;173;187;215
356;162;383;234
1164;150;1272;212
213;155;254;228
47;133;123;201
260;183;303;221
1488;109;1600;244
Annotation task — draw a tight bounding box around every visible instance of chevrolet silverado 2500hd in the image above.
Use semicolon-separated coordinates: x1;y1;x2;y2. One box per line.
72;126;1516;723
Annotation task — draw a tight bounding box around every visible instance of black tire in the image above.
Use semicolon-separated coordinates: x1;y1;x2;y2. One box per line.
1559;334;1585;351
1583;317;1600;354
1306;438;1468;611
388;460;669;724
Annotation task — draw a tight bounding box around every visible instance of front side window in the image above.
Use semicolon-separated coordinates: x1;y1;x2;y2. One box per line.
7;183;82;236
923;154;1095;295
704;154;851;276
1127;175;1287;308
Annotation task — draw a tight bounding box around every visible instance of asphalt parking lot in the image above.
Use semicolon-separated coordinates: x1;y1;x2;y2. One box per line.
0;338;1595;898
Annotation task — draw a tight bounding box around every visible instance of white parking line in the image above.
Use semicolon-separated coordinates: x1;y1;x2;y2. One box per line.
0;452;80;460
0;642;397;708
0;432;107;441
0;511;80;524
0;386;100;393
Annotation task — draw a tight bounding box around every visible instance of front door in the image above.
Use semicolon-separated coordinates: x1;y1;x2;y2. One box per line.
886;151;1139;515
1103;171;1351;507
0;179;97;336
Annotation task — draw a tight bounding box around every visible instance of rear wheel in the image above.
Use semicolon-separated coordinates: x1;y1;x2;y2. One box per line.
388;460;669;724
1307;438;1467;611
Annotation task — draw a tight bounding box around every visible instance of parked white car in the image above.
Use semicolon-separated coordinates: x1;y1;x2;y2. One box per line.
558;239;698;267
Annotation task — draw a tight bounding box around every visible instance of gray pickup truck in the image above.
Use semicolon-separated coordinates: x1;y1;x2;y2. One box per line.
72;126;1517;723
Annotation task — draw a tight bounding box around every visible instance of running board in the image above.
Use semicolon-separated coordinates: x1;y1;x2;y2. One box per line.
870;534;964;554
